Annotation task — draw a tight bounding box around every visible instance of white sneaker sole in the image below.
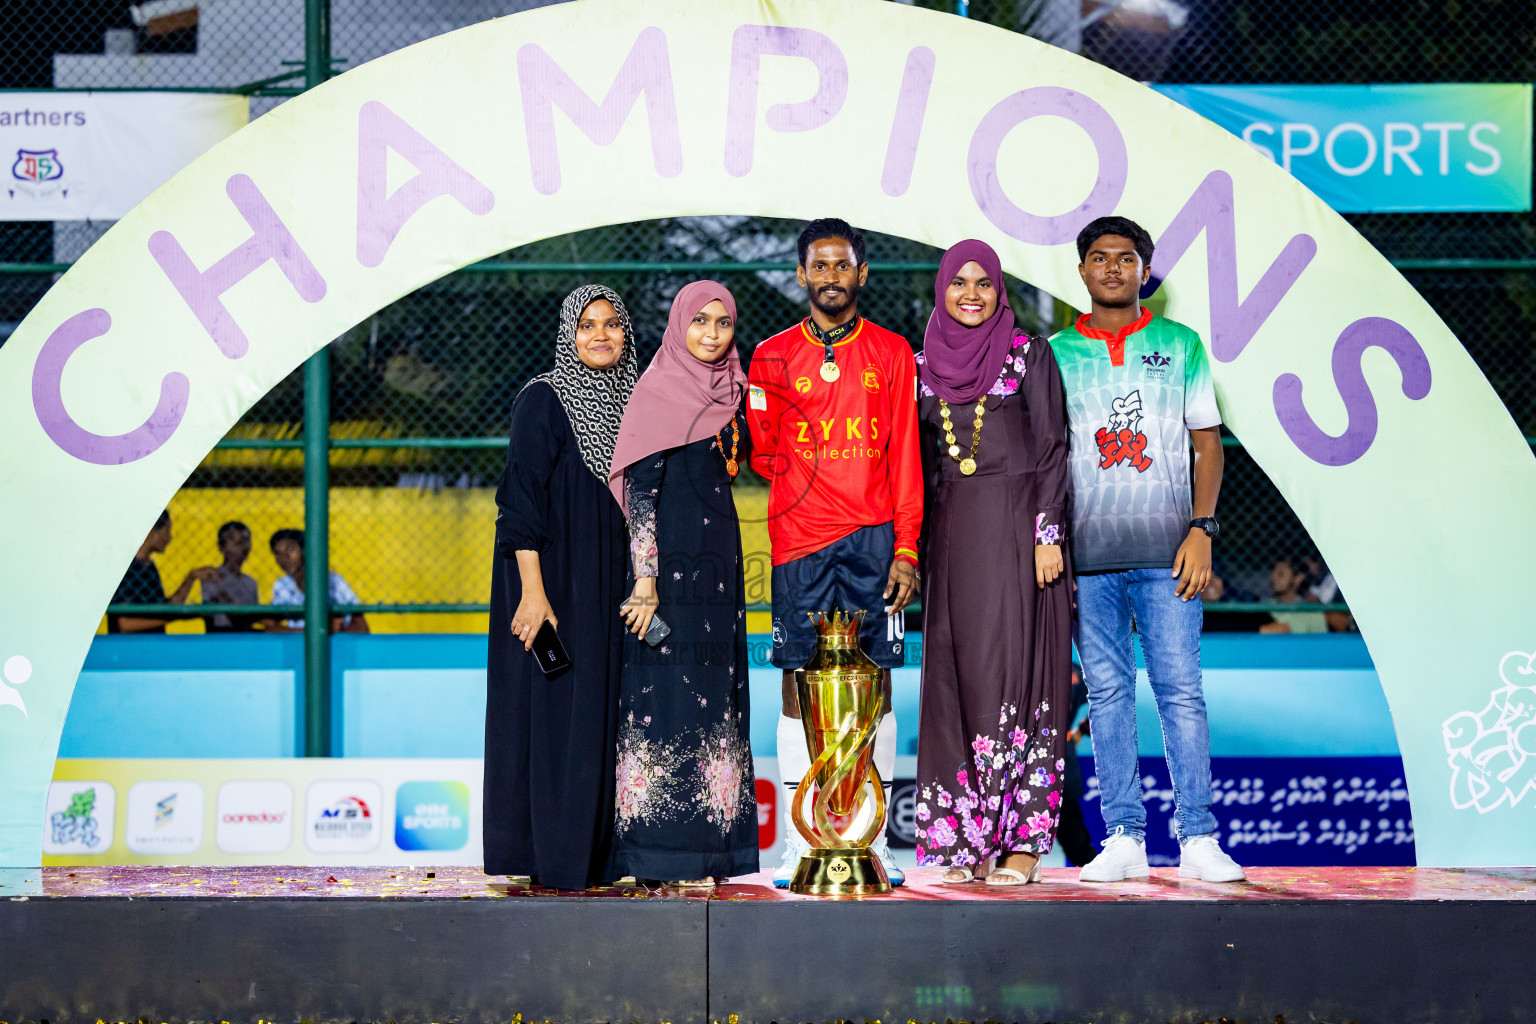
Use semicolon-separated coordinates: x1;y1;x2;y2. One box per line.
1078;863;1150;882
1177;865;1246;882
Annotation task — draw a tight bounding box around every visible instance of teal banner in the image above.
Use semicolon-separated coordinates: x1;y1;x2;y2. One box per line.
1154;84;1533;212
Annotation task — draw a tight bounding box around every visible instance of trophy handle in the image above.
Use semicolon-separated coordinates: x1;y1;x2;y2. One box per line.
790;707;887;849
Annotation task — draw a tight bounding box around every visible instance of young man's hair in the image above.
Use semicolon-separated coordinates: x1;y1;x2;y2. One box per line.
217;520;250;545
1076;216;1155;266
797;218;866;266
270;528;305;552
153;509;172;531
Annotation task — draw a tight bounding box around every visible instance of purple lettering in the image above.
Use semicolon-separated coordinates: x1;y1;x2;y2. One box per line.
31;308;188;465
968;87;1126;245
148;174;327;360
881;46;935;198
725;26;848;177
517;27;682;196
1147;170;1317;363
1272;317;1432;467
356;100;495;268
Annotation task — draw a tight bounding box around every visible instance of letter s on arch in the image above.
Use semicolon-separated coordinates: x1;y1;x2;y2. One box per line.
31;308;190;465
1272;316;1431;467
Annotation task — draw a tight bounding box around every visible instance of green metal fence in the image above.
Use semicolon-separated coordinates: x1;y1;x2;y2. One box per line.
1;0;1533;754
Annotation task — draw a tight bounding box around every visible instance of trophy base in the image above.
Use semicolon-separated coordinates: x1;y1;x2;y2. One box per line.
788;848;892;896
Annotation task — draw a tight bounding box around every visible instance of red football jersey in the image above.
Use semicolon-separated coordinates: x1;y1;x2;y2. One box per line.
746;317;923;567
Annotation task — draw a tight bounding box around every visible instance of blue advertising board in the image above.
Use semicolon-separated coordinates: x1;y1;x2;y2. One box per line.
1154;84;1532;212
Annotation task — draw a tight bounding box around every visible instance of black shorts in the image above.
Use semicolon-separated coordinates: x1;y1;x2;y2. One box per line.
770;522;907;670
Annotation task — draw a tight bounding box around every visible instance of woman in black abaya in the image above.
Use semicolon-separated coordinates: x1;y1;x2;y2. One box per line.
483;284;637;890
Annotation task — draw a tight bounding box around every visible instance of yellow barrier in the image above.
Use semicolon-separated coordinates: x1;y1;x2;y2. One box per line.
112;485;776;634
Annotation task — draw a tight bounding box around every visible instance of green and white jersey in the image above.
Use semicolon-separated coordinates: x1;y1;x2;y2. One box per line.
1051;308;1220;573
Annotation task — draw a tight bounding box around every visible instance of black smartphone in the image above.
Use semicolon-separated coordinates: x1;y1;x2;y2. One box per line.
530;620;572;676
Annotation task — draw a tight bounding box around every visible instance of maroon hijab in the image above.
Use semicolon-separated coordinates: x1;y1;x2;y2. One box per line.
919;239;1017;404
608;280;745;514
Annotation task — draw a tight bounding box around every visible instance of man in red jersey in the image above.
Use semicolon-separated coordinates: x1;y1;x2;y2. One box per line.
747;218;922;887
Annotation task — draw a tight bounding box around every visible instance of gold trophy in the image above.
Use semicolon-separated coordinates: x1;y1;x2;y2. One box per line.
788;610;892;895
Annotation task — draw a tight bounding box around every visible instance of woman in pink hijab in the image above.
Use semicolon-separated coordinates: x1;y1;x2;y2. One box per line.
606;280;759;886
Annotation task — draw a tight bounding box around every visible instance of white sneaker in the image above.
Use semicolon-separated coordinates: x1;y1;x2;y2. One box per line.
772;834;809;889
870;836;905;887
1178;834;1246;882
1078;828;1149;882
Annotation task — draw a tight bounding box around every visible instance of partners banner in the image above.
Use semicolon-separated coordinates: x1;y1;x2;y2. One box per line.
1154;84;1532;212
1;93;248;221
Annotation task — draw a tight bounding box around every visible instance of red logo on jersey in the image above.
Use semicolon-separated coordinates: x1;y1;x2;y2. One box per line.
1096;390;1153;472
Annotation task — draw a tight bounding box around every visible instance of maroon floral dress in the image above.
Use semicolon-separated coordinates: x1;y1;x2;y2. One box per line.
913;332;1074;867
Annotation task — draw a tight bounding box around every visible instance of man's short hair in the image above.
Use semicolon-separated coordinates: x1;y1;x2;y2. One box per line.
218;520;250;545
797;218;866;266
153;509;171;531
1076;216;1154;266
270;528;305;552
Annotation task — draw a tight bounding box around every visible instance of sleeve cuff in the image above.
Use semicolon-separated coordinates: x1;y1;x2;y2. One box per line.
1034;512;1064;547
894;548;919;567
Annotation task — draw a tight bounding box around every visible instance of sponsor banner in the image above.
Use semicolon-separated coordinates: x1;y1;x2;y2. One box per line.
46;758;482;866
1081;755;1416;867
1;92;247;221
1154;83;1532;212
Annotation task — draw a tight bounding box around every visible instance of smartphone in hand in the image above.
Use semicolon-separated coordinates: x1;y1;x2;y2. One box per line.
530;620;571;675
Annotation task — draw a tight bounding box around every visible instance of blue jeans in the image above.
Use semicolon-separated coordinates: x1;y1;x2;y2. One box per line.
1074;569;1217;843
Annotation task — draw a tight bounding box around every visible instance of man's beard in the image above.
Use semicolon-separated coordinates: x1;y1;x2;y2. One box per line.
810;282;859;321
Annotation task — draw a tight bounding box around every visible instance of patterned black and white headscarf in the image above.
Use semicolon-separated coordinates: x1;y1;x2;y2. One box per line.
525;284;639;481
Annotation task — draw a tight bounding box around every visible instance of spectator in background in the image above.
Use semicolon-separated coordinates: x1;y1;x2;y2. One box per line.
1303;553;1356;632
264;528;369;634
1201;569;1265;632
201;521;260;633
1259;557;1327;634
108;510;216;634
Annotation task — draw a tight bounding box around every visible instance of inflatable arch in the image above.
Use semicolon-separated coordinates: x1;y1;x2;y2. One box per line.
1;0;1533;867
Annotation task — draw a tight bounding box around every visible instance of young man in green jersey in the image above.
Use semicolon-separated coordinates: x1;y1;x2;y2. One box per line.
1053;215;1244;882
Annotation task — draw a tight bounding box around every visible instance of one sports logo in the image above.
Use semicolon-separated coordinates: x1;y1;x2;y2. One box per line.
1095;390;1153;472
12;148;63;183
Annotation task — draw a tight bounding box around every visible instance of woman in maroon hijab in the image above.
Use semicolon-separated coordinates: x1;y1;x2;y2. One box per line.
913;240;1074;885
606;280;759;886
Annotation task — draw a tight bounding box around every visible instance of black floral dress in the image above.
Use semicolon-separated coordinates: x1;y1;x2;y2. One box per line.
613;429;758;880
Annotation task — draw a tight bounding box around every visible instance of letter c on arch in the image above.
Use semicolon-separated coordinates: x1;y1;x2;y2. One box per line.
31;308;190;466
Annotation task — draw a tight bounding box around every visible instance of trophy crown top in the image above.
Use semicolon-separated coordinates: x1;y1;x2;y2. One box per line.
811;609;864;639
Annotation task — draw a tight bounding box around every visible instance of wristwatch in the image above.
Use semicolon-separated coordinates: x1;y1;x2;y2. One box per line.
1189;517;1219;538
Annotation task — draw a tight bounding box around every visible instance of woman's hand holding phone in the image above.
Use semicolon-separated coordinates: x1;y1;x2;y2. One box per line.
511;588;558;651
621;576;658;637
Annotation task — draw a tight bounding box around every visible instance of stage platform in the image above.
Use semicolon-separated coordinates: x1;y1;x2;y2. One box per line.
4;865;1534;1023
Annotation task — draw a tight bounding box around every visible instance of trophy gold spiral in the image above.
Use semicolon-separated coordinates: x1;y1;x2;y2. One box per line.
788;610;892;895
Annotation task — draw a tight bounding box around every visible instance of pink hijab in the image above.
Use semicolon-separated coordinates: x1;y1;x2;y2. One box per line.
608;280;745;514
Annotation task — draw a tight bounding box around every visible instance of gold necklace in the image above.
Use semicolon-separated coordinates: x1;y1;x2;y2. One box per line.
939;399;986;476
717;415;739;477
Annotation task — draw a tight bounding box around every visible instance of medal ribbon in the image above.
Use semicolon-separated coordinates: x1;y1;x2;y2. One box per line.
806;316;859;374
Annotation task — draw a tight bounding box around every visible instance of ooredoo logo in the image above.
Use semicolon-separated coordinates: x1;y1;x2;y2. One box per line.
306;779;383;853
215;780;293;854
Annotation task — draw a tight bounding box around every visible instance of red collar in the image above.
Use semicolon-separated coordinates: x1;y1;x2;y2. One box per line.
1075;307;1152;367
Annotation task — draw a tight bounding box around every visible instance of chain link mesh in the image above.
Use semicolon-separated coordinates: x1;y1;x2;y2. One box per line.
2;0;1531;629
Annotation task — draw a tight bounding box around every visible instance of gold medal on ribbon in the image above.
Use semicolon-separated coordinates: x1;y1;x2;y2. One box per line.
820;361;840;383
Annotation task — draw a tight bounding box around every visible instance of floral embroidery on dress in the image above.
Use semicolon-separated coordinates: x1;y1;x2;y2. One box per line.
617;719;756;838
917;332;1031;399
696;722;755;835
914;698;1062;865
625;458;663;578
